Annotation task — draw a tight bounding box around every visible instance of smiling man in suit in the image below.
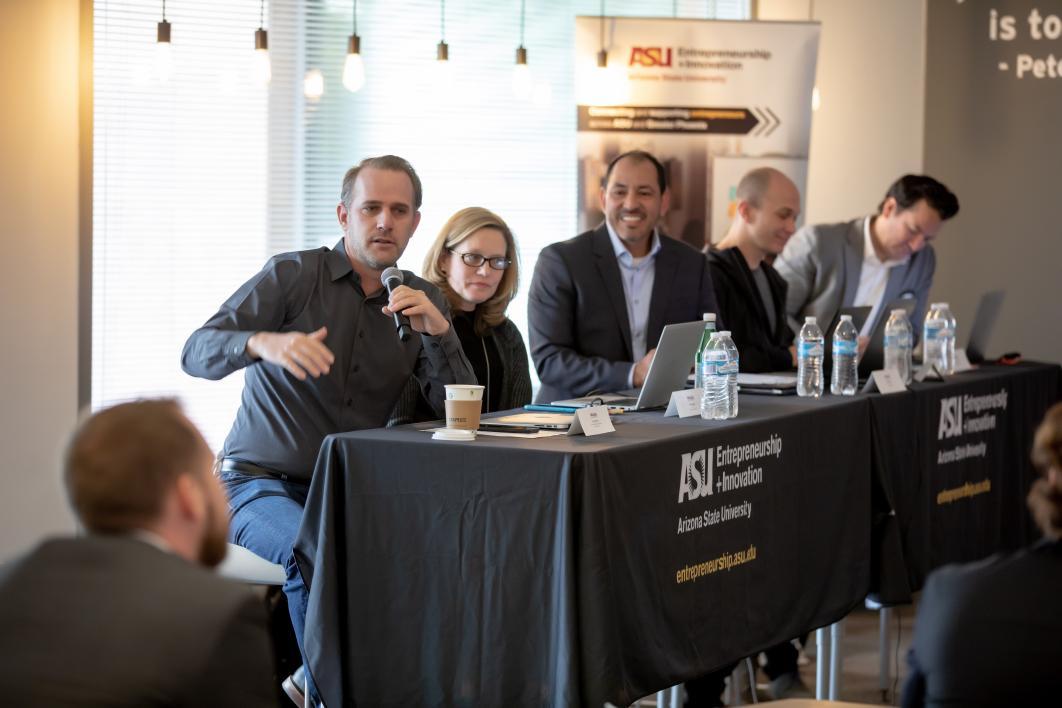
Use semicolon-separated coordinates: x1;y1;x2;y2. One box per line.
528;150;720;403
775;174;959;343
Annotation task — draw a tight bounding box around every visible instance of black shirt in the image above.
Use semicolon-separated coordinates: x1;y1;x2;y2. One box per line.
181;240;475;479
451;310;504;414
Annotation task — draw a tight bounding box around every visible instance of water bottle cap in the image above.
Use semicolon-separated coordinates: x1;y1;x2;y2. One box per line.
717;330;731;337
839;314;853;321
804;316;816;324
930;302;949;309
702;312;716;322
890;308;907;316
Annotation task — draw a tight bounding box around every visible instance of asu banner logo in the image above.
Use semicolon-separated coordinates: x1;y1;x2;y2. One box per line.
938;396;963;440
678;448;713;503
629;47;673;67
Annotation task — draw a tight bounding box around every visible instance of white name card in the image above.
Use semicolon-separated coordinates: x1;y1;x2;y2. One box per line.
953;348;974;373
665;389;702;418
863;369;907;395
568;405;616;436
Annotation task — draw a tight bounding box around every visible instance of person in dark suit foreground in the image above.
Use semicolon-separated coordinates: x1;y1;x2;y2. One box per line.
903;401;1062;707
0;399;277;708
528;149;719;403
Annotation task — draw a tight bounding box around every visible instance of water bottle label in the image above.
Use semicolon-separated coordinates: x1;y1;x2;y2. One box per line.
719;361;739;375
798;341;823;358
833;340;857;356
924;321;945;340
885;334;911;348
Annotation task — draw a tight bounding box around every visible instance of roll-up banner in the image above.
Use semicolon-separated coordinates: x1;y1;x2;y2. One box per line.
575;17;820;249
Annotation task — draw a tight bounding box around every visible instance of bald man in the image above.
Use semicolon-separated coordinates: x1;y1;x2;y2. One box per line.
707;167;801;372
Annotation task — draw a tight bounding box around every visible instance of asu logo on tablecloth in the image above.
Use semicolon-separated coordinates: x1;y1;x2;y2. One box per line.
938;396;964;439
678;449;713;503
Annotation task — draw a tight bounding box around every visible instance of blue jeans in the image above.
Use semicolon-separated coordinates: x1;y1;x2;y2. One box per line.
221;471;319;704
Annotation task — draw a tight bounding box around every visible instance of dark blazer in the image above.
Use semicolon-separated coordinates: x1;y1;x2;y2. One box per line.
528;225;719;403
0;536;278;708
902;539;1062;708
388;317;533;424
707;246;794;373
774;217;935;337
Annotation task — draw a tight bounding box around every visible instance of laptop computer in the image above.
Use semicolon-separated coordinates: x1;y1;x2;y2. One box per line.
965;290;1005;364
859;298;918;377
551;320;706;411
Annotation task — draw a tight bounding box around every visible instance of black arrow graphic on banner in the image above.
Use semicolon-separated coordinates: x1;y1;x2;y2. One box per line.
763;106;781;137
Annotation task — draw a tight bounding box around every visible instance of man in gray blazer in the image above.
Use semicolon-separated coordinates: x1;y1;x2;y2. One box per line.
0;399;278;708
528;150;719;403
775;175;959;341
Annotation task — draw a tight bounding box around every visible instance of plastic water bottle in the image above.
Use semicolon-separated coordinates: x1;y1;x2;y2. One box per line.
719;331;739;418
923;302;957;375
883;308;914;384
700;333;728;419
831;314;859;396
796;316;824;398
693;312;717;391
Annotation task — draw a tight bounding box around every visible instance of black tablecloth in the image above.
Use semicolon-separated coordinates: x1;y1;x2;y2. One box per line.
295;394;874;707
870;361;1061;603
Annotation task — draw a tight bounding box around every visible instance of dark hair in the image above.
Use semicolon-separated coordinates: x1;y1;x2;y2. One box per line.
603;150;667;194
877;174;959;220
1029;402;1062;539
341;155;423;211
65;399;208;533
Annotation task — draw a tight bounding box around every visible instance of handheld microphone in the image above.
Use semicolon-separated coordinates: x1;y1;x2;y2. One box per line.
380;267;413;342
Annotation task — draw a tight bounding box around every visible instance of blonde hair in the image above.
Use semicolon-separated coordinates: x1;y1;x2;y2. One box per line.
422;207;520;336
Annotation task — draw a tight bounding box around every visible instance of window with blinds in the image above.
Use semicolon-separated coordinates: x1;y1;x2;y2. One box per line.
92;0;750;449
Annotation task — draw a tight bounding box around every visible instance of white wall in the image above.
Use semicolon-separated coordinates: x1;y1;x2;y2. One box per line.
0;0;81;561
759;0;927;222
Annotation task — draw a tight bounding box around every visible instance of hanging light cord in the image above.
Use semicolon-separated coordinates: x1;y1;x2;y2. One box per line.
599;0;605;52
519;0;526;47
161;0;166;21
440;0;446;41
353;0;358;35
259;0;265;30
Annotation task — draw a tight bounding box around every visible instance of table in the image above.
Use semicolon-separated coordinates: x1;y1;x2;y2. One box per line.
295;394;874;707
869;361;1060;603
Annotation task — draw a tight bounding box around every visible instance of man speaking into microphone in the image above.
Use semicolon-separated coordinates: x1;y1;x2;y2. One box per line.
181;154;473;705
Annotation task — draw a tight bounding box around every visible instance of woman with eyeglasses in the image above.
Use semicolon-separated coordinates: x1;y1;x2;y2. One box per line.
389;207;532;425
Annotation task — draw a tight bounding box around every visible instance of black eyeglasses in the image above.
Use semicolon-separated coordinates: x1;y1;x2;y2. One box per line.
450;250;511;271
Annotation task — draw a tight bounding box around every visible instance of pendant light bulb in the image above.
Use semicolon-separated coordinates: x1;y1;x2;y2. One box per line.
304;68;325;99
512;46;532;100
343;35;366;92
253;28;271;85
155;20;173;82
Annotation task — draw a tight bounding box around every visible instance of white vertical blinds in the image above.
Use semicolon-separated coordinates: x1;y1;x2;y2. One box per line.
92;0;749;449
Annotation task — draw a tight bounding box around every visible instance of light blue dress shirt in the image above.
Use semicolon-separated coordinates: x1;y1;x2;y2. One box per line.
605;222;662;387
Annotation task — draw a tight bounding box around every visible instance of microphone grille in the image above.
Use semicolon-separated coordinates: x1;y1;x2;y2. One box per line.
380;267;404;287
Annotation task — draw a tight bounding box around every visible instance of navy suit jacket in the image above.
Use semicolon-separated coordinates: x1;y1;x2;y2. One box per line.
902;539;1062;707
528;225;719;403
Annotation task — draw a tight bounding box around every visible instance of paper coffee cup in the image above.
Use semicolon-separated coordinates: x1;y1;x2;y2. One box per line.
444;384;484;430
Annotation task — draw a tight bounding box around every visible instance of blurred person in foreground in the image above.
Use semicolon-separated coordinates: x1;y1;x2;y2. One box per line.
903;401;1062;707
0;399;277;707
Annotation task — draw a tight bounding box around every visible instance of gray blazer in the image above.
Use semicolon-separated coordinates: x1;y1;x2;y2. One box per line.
0;536;278;707
528;225;719;403
774;217;936;337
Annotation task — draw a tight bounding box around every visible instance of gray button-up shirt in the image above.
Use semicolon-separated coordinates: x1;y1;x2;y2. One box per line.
181;239;475;480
